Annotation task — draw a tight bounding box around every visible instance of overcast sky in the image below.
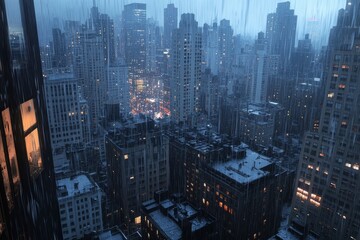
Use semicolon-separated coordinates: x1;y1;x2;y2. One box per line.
33;0;345;48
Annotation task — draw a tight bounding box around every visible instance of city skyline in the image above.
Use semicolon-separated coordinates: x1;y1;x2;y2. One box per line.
34;0;344;49
2;0;360;239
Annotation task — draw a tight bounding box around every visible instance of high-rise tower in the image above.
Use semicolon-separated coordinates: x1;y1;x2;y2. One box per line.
123;3;146;111
266;2;297;72
163;3;178;50
170;14;202;125
290;1;360;239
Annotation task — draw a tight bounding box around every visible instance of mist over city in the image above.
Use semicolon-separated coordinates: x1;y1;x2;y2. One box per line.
0;0;360;239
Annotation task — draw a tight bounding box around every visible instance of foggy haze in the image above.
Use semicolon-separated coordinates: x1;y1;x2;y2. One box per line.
34;0;344;48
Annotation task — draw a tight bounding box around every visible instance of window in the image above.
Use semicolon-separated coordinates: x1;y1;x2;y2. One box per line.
25;129;42;175
0;128;13;209
20;100;43;176
20;99;37;132
1;109;20;187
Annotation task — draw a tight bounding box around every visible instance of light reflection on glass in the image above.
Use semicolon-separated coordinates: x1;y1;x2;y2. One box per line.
20;99;37;132
1;109;20;186
25;128;42;175
0;129;13;209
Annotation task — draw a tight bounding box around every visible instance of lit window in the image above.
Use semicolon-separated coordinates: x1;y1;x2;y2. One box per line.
135;216;141;224
124;154;128;160
353;164;359;170
25;129;43;175
345;163;352;168
338;84;346;89
0;131;13;209
20;99;37;132
327;92;334;98
2;109;20;186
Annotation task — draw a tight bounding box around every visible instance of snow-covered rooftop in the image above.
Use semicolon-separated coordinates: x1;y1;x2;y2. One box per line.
147;200;214;239
212;149;272;184
149;209;182;240
57;174;98;198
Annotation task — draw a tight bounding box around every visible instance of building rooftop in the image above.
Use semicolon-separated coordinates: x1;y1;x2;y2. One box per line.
57;174;99;199
143;197;215;240
212;149;272;184
47;73;75;81
97;228;127;240
149;209;182;240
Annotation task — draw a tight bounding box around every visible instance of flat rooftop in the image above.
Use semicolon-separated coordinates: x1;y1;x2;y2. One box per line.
146;199;214;240
149;209;182;240
47;73;75;81
212;149;272;184
57;174;99;199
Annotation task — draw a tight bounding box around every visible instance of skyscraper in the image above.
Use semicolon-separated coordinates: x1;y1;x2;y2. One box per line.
266;1;297;72
170;13;202;125
89;5;116;65
106;60;130;114
106;116;169;230
163;3;178;50
74;31;105;133
146;18;158;73
289;1;360;239
52;28;66;68
122;3;146;111
202;22;219;75
0;0;62;238
218;19;234;75
251;32;279;104
44;73;83;152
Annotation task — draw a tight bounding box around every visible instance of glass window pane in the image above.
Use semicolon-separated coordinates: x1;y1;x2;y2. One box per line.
1;109;20;186
25;128;42;175
0;130;13;209
20;99;37;132
5;0;27;67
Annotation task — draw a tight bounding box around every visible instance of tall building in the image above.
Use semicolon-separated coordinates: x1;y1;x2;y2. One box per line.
202;22;219;75
200;69;220;122
168;127;290;239
44;73;83;154
0;0;62;238
238;104;275;147
218;19;234;75
146;18;158;73
163;3;178;50
291;34;315;78
74;31;105;133
64;20;81;67
170;13;202;125
266;1;297;72
52;28;67;68
99;13;116;65
122;3;146;110
89;5;116;65
289;1;360;239
251;32;269;104
106;60;130;115
105;116;169;230
57;174;103;239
